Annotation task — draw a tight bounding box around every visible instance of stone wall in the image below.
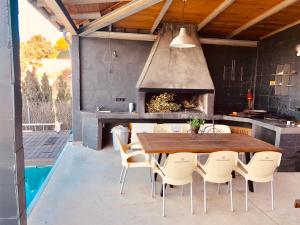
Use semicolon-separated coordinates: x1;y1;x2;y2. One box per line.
0;0;26;224
202;45;256;113
255;25;300;119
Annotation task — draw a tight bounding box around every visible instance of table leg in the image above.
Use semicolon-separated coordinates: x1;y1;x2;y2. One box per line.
232;171;236;178
245;152;254;192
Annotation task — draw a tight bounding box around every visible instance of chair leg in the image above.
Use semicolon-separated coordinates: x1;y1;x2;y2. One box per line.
245;179;248;211
149;168;152;183
204;181;207;213
119;166;125;183
230;180;233;212
217;183;220;194
190;182;193;215
181;185;184;196
152;172;156;198
120;168;127;194
163;182;166;217
271;180;274;210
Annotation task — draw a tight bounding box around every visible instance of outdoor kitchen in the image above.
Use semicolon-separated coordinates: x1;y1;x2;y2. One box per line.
72;22;300;173
3;1;300;225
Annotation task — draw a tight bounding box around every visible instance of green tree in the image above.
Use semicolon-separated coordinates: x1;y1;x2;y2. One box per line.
54;37;69;51
22;68;43;103
55;74;71;103
20;35;54;69
41;73;52;102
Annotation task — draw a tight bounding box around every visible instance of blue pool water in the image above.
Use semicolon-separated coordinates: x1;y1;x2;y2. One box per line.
25;166;52;209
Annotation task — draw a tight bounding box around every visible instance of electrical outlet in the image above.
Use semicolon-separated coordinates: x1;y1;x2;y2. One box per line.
115;98;125;102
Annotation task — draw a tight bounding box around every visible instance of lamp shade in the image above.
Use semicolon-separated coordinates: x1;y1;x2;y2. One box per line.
169;27;196;48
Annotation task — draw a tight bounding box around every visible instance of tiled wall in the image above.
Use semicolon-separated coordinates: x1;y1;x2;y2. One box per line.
202;45;256;114
255;25;300;120
279;134;300;172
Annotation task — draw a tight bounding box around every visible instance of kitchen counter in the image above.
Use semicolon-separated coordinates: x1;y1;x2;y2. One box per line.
81;110;300;171
94;111;300;134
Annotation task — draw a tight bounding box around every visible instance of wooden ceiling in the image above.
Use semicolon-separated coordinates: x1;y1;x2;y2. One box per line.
33;0;300;41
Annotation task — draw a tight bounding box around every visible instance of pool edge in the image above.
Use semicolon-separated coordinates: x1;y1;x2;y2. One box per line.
26;143;69;216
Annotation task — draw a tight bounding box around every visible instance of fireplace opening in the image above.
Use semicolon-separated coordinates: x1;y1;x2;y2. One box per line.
145;92;212;113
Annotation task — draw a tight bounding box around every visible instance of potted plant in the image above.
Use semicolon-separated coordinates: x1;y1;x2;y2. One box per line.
188;117;205;135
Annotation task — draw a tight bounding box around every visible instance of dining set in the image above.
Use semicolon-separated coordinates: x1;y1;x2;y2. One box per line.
116;123;281;217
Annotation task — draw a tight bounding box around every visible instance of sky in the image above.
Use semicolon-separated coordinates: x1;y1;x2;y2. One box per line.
18;0;62;43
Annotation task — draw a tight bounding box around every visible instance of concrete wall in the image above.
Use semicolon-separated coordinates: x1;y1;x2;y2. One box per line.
80;37;153;112
78;37;256;114
0;0;26;224
255;25;300;119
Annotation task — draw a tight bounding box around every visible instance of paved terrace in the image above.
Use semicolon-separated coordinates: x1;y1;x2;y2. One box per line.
23;131;70;165
28;143;300;225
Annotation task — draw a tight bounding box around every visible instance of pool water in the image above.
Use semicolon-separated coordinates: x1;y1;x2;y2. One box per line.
25;166;52;209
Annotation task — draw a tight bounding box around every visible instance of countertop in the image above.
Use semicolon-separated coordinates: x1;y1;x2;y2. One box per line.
89;111;300;134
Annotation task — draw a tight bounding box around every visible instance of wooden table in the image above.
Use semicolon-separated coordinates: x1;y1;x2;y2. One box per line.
137;133;280;195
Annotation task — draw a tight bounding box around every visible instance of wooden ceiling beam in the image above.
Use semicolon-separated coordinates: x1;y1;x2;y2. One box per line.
199;37;257;48
42;0;78;35
197;0;235;31
227;0;299;38
260;20;300;40
79;0;163;36
51;12;102;20
150;0;173;34
62;0;129;4
86;31;157;41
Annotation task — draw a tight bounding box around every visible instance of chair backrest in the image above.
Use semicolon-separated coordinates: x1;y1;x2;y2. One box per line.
153;124;173;133
115;134;128;160
181;124;191;133
246;152;282;178
130;123;156;146
201;124;231;134
204;151;238;178
163;153;197;180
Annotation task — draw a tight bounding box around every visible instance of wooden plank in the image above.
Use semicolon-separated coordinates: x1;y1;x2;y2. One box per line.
227;0;299;38
86;31;157;41
50;12;101;20
43;0;78;34
137;133;280;154
150;0;173;33
62;0;129;4
79;0;163;36
260;19;300;40
197;0;235;31
199;37;257;47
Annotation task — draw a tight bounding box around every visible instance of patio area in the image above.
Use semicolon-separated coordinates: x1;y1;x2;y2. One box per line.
23;131;70;165
28;143;300;225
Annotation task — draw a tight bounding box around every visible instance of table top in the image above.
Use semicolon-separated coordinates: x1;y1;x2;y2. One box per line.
137;133;280;154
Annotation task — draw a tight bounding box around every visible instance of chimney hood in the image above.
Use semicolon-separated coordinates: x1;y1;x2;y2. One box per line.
136;24;215;92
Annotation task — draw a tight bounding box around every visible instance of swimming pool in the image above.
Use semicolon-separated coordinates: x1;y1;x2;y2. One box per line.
25;166;52;210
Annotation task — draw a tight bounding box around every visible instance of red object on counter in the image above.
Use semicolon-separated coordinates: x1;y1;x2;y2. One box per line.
247;89;253;100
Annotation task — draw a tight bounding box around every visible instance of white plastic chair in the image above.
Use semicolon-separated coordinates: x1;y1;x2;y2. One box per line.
153;124;173;133
116;135;152;194
130;123;156;149
152;153;198;217
235;151;282;211
181;124;191;133
196;151;238;213
200;124;231;134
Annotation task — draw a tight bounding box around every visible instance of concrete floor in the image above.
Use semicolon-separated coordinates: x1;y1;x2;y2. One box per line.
28;143;300;225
